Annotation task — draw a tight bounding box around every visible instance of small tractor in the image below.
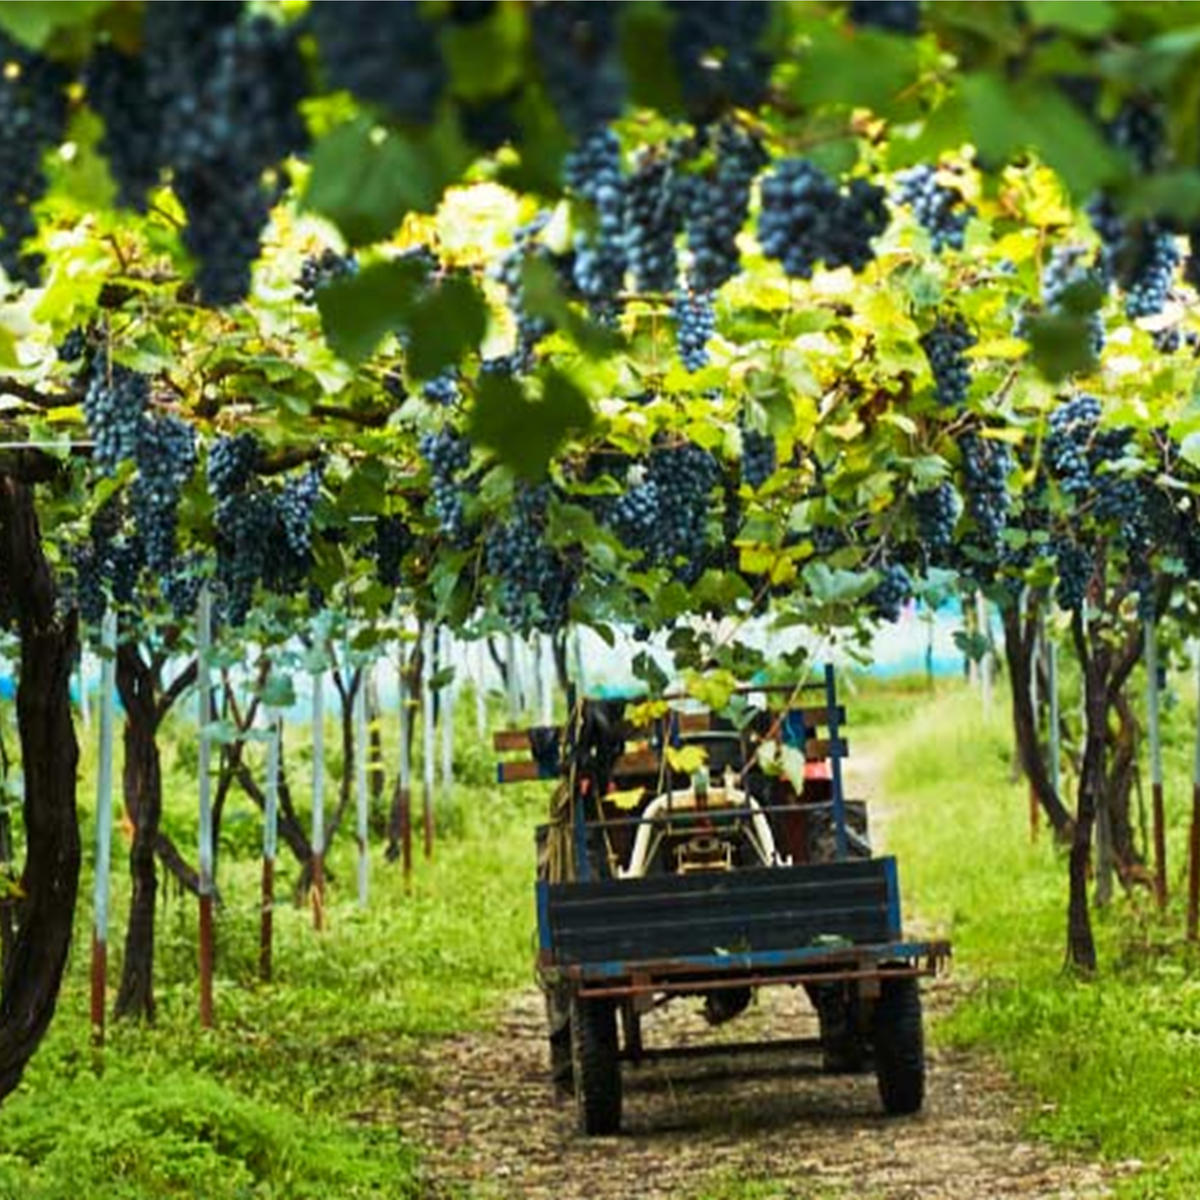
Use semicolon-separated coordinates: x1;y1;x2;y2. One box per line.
495;665;950;1135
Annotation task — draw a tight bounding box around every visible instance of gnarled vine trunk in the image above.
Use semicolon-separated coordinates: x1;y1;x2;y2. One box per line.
0;477;80;1103
114;644;162;1020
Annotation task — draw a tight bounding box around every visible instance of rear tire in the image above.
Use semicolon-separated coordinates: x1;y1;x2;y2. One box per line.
872;974;925;1115
570;996;622;1135
545;984;573;1097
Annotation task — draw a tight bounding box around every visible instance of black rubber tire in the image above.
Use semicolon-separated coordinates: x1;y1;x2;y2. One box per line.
811;983;867;1074
545;985;573;1097
872;974;925;1115
570;996;622;1135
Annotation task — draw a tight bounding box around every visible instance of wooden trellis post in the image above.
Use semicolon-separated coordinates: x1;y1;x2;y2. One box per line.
196;586;215;1027
261;705;280;981
89;607;117;1044
1146;617;1166;909
354;671;370;909
311;668;326;929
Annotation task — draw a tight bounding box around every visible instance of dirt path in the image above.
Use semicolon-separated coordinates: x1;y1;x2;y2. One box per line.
401;749;1115;1200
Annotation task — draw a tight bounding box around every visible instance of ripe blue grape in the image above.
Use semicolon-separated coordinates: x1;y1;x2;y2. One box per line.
914;482;959;556
668;2;771;117
530;3;624;139
867;563;913;622
0;32;70;284
894;164;973;252
309;1;446;124
740;423;777;490
296;249;357;304
624;150;683;293
131;415;197;572
419;429;473;545
565;126;627;316
672;289;716;372
920;313;975;408
207;433;261;498
960;432;1011;550
759;159;888;278
371;515;413;589
84;362;149;475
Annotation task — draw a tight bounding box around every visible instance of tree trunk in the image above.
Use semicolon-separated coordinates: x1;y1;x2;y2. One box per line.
1066;614;1105;973
0;477;80;1103
114;644;162;1020
1001;601;1074;837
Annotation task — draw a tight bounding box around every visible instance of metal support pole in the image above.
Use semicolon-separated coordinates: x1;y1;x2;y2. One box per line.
825;663;848;860
440;629;454;798
473;639;487;740
1146;618;1166;909
89;607;117;1043
505;631;521;724
196;587;215;1027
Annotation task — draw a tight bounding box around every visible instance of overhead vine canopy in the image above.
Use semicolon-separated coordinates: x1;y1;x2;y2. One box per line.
0;0;1199;669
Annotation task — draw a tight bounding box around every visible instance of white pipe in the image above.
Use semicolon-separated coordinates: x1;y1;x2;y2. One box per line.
91;608;117;945
196;586;214;896
354;674;370;908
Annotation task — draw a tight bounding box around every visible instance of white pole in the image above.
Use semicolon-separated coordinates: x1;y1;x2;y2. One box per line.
78;648;90;734
311;665;327;929
977;592;992;718
89;606;117;1037
473;640;487;740
1147;617;1166;908
354;672;369;909
264;708;280;865
440;629;454;796
1047;633;1061;802
197;588;214;898
422;623;436;857
196;586;215;1025
571;626;586;696
505;631;521;724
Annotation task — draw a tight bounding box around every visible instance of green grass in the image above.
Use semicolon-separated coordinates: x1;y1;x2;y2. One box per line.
874;676;1200;1199
0;690;545;1200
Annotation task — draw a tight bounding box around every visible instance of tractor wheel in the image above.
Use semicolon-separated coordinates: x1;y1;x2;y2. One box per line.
570;995;622;1135
872;973;925;1115
545;984;573;1097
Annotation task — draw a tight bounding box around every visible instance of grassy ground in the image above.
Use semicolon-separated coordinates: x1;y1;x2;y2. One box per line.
0;691;544;1200
875;674;1200;1199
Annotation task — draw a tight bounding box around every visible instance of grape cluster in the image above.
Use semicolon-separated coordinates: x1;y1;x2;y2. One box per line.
919;314;975;408
419;429;473;545
681;124;765;292
530;3;624;138
131;415;197;572
914;483;959;556
960;433;1011;549
624;151;683;293
422;368;461;407
161;553;207;622
1044;393;1101;498
867;563;913;623
496;213;574;359
740;424;777;490
84;362;149;475
0;33;70;284
1041;246;1105;357
1109;102;1165;174
207;433;261;497
371;514;413;589
668;2;771;117
84;47;161;210
309;1;446;124
214;489;277;625
894;164;973;252
57;327;91;364
565;127;627;315
1123;227;1180;319
1052;537;1094;612
848;1;921;34
141;6;307;305
296;249;357;304
609;443;719;580
672;289;716;372
485;484;575;633
278;468;321;561
759;160;889;278
1152;326;1198;354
